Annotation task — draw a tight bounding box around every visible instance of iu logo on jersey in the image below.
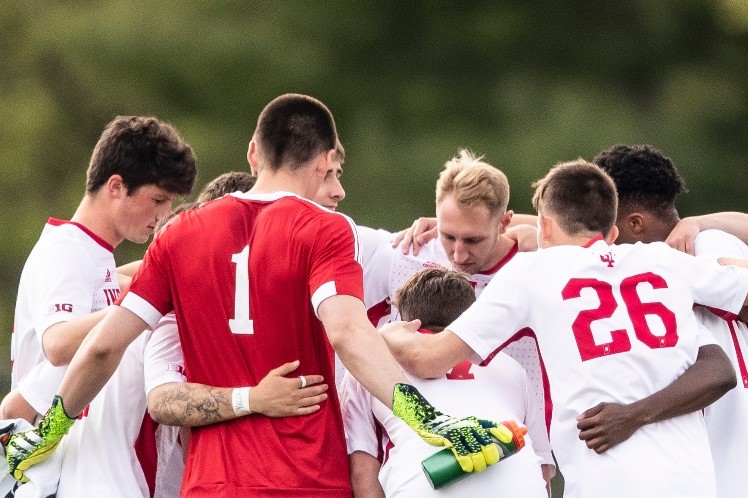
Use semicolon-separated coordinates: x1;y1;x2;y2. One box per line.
599;252;615;267
103;288;120;306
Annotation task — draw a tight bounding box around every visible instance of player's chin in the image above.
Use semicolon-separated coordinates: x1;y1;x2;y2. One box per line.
129;231;153;244
453;264;475;274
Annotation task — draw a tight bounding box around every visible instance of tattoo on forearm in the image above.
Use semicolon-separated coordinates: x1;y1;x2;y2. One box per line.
151;384;232;426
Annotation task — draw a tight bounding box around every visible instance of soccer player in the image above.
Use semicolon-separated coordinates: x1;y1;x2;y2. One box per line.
52;170;330;498
363;150;555;483
0;116;196;497
8;94;505;496
7;116;196;418
342;267;548;497
593;144;748;498
382;159;748;498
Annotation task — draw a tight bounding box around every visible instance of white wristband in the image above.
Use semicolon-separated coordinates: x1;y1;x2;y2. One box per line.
232;387;251;416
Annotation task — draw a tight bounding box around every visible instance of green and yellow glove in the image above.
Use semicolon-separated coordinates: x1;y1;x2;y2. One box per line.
6;395;75;482
393;383;518;472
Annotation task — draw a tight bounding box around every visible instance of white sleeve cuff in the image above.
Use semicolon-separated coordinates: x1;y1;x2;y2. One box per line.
120;293;164;330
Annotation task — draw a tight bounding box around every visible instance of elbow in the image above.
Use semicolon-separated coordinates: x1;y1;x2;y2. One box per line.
42;339;71;367
719;367;738;395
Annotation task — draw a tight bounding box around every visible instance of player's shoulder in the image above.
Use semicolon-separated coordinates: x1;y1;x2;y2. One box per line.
483;351;524;375
695;229;748;258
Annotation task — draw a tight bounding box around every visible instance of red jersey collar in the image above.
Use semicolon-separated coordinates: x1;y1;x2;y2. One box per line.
47;218;114;253
582;235;604;248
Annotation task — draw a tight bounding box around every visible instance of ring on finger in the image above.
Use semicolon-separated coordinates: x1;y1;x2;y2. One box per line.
299;375;307;389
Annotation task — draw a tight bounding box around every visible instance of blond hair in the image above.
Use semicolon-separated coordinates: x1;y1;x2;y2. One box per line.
435;149;510;216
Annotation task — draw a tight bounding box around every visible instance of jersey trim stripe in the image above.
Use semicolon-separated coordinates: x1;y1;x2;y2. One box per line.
312;281;337;318
47;218;115;253
121;293;164;330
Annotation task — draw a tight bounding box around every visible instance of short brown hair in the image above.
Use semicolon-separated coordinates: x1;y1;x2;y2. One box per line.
532;159;617;236
86;116;196;195
253;94;344;171
435;150;510;217
197;171;256;202
393;268;476;332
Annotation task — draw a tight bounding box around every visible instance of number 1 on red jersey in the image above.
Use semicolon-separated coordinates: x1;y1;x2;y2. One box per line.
229;245;254;334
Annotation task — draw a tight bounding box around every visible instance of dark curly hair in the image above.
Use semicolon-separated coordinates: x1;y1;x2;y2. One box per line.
86;116;196;196
593;144;687;213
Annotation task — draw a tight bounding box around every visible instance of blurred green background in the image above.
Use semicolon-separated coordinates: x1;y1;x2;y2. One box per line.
2;1;747;492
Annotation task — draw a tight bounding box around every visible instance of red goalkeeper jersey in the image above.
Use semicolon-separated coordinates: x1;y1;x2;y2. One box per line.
122;192;363;497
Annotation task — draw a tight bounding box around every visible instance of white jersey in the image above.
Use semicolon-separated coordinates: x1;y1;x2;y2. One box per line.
12;219;120;412
365;237;553;466
56;314;186;498
693;229;748;498
448;238;748;498
340;347;547;497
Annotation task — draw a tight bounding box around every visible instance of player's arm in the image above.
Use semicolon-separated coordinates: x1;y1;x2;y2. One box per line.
116;260;142;291
41;307;110;367
319;295;505;473
0;390;38;425
349;451;384;498
319;295;412;405
147;361;328;426
666;212;748;255
576;344;736;453
718;257;748;321
5;306;145;482
380;321;474;379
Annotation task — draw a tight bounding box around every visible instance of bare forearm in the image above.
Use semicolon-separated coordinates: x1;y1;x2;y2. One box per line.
57;339;125;416
148;383;237;427
332;328;406;409
350;451;385;498
692;212;748;243
632;344;735;425
57;307;147;416
42;308;109;366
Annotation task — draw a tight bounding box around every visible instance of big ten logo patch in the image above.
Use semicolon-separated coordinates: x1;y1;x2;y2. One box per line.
47;303;73;314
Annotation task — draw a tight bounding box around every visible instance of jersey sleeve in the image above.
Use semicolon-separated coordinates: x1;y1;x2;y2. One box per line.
310;213;365;315
447;256;533;361
143;313;186;395
695;321;718;348
694;229;748;262
120;235;173;330
31;241;99;344
338;371;379;457
521;368;554;469
357;225;395;309
670;246;748;315
17;361;67;414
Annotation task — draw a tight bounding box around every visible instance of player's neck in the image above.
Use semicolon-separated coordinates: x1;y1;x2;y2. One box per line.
478;235;517;274
250;167;320;200
70;194;123;249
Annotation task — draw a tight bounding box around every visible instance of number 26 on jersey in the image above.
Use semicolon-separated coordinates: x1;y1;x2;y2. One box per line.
563;272;677;361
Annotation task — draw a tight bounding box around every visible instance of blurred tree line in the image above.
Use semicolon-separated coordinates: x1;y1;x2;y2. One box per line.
0;2;746;489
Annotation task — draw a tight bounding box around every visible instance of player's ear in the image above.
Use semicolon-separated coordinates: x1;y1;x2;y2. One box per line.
247;140;260;173
625;213;645;235
538;214;553;245
106;174;126;199
499;210;513;233
605;225;619;244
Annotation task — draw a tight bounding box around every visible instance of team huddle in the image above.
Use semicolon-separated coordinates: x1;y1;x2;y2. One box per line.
1;93;747;498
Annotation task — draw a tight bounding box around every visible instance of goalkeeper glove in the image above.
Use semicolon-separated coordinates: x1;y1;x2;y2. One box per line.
6;395;75;482
392;383;515;472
